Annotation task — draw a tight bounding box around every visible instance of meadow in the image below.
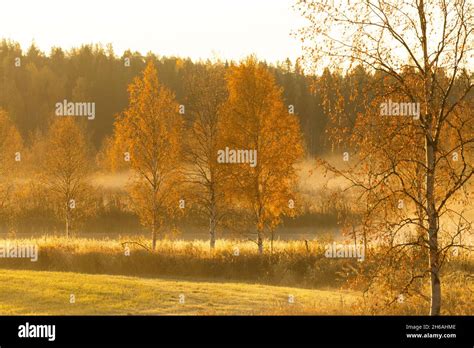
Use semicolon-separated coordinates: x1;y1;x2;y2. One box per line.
0;269;359;315
0;236;471;315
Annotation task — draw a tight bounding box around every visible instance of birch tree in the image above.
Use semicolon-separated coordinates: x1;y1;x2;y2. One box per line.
183;63;228;249
296;0;473;315
41;117;94;237
222;57;305;254
0;109;23;227
109;61;183;250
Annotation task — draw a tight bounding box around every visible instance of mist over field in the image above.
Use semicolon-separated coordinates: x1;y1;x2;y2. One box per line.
0;0;472;318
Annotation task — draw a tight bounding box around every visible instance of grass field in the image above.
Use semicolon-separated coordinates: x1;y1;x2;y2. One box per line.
0;237;471;315
0;269;360;315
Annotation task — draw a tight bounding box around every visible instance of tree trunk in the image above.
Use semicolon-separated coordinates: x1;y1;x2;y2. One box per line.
362;227;367;258
270;230;274;254
152;223;157;251
257;230;263;254
152;186;157;251
419;0;441;316
65;202;70;238
429;235;441;315
352;224;357;249
209;200;216;250
426;137;441;315
209;218;216;250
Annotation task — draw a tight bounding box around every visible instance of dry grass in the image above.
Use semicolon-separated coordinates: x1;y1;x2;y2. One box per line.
0;236;350;288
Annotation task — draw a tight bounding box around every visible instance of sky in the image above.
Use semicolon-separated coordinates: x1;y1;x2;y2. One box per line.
0;0;308;64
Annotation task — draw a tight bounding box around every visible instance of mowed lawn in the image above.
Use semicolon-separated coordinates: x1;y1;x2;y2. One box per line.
0;269;361;315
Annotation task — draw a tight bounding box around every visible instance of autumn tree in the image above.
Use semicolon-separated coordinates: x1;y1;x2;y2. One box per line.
297;0;473;315
40;117;95;237
0;109;23;229
183;62;228;249
109;61;183;250
222;57;305;254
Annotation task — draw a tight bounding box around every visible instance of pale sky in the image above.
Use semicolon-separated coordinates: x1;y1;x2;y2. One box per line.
0;0;307;63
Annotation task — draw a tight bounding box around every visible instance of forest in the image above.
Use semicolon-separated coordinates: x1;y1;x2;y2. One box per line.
0;0;473;317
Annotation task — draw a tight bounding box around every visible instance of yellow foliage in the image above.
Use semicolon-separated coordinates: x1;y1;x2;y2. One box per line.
221;57;305;236
109;61;184;245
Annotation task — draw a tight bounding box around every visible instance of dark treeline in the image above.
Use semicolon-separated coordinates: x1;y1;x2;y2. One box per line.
0;39;362;155
1;39;472;155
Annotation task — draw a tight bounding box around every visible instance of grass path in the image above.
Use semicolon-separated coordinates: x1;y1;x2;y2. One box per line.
0;269;361;315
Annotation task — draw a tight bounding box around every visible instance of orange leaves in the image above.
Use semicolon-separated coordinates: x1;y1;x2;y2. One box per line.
0;109;23;176
40;116;96;235
221;58;305;233
110;61;184;234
